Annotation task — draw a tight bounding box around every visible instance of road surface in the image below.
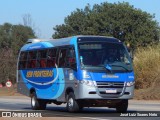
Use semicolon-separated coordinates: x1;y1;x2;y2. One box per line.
0;96;160;120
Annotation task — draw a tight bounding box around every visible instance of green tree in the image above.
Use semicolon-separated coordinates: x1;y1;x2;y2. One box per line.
0;23;35;54
0;23;35;84
52;2;160;48
11;24;36;54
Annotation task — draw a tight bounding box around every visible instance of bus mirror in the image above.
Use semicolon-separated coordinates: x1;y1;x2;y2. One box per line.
131;56;134;61
129;50;134;61
126;45;134;61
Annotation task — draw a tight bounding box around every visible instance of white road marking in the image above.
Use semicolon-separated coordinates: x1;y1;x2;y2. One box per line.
80;117;111;120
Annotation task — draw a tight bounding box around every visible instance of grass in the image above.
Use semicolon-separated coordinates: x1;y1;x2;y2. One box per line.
133;43;160;99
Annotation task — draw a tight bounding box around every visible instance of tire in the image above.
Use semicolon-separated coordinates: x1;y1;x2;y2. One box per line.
31;92;46;110
66;92;80;112
116;100;128;113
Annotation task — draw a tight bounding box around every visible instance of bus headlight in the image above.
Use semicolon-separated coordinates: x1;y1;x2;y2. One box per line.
126;81;135;87
80;80;96;86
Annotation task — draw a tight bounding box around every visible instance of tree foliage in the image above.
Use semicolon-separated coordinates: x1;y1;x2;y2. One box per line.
0;23;35;53
0;23;35;84
52;2;160;48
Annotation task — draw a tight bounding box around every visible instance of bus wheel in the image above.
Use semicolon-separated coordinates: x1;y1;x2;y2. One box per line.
31;92;46;110
66;92;80;112
116;100;128;113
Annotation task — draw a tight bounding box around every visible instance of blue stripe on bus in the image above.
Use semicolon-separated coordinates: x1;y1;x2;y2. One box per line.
20;68;65;99
52;68;65;99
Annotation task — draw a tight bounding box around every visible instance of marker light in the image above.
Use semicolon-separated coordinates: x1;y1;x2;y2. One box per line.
83;71;91;79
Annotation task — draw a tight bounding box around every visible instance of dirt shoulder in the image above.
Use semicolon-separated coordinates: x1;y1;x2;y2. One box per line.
0;86;22;96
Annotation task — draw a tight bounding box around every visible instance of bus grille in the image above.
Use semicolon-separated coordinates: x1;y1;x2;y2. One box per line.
96;82;125;97
96;82;124;88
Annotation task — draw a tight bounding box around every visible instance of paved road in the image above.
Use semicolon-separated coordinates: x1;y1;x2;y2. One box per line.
0;96;160;120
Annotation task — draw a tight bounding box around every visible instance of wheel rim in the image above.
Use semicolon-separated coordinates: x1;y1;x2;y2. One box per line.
68;97;74;108
31;96;36;107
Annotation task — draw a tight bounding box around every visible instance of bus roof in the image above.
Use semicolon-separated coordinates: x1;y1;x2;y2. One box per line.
20;35;121;51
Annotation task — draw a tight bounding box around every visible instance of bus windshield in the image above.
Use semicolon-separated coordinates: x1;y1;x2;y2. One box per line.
78;42;133;72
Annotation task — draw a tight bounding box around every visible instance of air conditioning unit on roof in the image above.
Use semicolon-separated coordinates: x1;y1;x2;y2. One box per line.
27;39;47;43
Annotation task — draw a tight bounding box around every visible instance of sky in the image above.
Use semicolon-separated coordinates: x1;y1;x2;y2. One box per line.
0;0;160;38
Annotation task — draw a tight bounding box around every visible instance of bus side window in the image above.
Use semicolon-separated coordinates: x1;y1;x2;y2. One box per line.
47;48;57;67
19;52;28;69
58;48;67;67
37;50;47;68
31;60;36;68
67;47;76;69
27;51;37;68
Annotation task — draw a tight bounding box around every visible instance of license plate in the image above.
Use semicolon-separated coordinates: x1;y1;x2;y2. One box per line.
106;89;117;93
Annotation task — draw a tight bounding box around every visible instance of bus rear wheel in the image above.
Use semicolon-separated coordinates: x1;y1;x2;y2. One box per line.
66;92;80;112
31;92;46;110
115;100;128;113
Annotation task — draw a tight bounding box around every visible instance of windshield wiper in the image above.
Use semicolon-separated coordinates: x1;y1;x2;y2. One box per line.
110;64;130;72
99;62;131;72
99;64;113;73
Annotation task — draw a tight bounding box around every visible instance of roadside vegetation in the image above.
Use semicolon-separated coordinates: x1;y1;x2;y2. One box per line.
0;23;35;85
134;43;160;99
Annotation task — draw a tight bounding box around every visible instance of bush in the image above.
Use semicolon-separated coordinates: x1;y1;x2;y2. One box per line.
134;44;160;89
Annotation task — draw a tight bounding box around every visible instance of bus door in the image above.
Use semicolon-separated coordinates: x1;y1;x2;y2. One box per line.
58;46;77;87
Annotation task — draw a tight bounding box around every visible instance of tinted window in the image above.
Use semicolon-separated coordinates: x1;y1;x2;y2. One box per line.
79;42;133;72
66;47;76;68
58;46;76;69
47;48;57;67
58;48;67;67
37;50;47;68
27;51;37;68
18;52;28;69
